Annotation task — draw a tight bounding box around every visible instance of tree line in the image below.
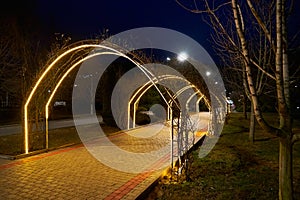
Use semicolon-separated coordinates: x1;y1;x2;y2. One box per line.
176;0;300;199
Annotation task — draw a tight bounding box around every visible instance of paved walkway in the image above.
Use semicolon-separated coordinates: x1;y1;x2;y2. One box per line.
0;113;208;199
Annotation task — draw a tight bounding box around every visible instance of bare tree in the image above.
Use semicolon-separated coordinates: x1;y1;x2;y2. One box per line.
0;16;50;108
0;15;74;139
176;0;300;199
0;19;22;108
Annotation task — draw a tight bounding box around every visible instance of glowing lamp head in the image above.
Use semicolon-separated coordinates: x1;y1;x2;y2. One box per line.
177;52;188;62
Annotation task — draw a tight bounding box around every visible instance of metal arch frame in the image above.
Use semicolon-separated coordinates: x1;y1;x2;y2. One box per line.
127;74;210;129
23;41;220;158
196;95;205;112
45;51;122;149
187;93;204;113
166;85;210;121
23;43;171;154
128;74;182;129
25;44;99;154
126;74;181;129
127;74;209;173
203;91;227;136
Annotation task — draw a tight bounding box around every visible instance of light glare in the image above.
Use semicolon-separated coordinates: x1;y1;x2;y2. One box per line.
177;52;188;62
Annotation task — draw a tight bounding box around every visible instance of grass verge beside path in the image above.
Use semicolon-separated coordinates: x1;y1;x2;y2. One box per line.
147;113;300;200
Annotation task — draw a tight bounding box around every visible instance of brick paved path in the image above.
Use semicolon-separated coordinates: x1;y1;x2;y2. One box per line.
0;113;208;200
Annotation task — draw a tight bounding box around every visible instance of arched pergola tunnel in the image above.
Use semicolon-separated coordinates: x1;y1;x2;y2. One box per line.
110;62;213;172
23;37;226;177
23;40;170;154
127;74;210;130
23;41;179;151
23;40;100;153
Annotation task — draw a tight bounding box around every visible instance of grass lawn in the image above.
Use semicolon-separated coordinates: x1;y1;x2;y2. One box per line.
147;112;300;200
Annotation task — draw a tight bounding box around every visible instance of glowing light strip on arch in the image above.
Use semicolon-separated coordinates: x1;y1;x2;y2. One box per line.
24;43;172;154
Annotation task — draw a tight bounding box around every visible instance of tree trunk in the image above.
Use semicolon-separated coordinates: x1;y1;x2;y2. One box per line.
232;0;273;133
243;94;247;119
279;137;293;200
249;102;255;143
275;0;293;197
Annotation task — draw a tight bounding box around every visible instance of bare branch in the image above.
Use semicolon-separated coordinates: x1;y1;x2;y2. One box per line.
175;0;231;14
246;0;276;52
193;0;198;11
250;59;276;80
209;1;231;13
175;0;207;14
232;0;279;134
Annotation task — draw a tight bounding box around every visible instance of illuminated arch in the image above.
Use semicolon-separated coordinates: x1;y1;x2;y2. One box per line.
24;41;172;154
24;43;100;154
128;75;210;129
23;40;221;155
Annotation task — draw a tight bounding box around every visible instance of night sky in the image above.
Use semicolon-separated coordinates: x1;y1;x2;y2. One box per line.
35;0;211;43
0;0;215;60
1;0;299;64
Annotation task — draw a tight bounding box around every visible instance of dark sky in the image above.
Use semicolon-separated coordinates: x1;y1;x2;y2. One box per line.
34;0;215;58
35;0;210;42
1;0;299;64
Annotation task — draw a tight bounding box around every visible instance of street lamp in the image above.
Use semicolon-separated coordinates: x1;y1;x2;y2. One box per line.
177;52;188;62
